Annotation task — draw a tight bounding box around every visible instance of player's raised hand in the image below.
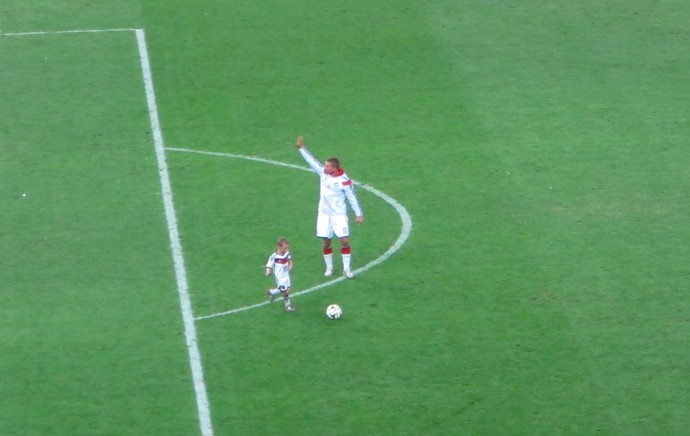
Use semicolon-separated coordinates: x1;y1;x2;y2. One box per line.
296;136;304;149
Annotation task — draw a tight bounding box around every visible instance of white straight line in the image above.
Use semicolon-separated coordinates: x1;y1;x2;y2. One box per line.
0;28;137;37
165;147;413;321
135;31;214;436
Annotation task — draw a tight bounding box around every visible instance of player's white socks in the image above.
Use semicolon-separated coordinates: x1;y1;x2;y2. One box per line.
323;247;334;272
323;246;353;275
283;295;295;311
341;246;352;271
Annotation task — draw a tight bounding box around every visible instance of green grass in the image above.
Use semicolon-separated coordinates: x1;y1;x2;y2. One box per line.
2;0;690;434
0;31;198;434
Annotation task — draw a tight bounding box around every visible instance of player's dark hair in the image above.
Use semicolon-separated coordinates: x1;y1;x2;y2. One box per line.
326;157;340;168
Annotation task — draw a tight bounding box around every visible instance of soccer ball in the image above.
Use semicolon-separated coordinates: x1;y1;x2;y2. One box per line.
325;304;343;320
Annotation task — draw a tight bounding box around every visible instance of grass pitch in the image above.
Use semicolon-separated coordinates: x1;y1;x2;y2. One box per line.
2;0;690;435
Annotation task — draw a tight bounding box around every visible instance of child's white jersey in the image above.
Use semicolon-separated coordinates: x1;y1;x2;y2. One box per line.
266;250;291;289
299;147;363;217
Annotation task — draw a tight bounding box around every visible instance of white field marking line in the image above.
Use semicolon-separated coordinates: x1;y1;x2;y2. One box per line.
135;31;213;436
0;28;137;37
164;147;413;321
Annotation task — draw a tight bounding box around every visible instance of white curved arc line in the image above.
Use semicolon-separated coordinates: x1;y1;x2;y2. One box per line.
165;147;413;321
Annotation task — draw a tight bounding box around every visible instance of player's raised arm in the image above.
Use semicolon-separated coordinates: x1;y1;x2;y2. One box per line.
296;136;324;174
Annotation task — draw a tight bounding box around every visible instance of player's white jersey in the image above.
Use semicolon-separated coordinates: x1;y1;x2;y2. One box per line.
299;147;363;217
266;250;291;289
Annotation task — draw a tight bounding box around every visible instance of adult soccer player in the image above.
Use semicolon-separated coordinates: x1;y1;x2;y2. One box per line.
296;136;364;279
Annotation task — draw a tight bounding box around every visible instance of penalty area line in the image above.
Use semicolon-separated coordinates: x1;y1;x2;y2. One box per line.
165;147;413;322
0;28;139;37
135;31;213;436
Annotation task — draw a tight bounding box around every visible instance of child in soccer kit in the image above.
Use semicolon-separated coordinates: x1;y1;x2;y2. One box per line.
265;237;295;312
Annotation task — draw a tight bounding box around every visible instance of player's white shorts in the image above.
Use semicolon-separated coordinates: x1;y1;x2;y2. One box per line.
317;213;349;239
274;272;291;291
